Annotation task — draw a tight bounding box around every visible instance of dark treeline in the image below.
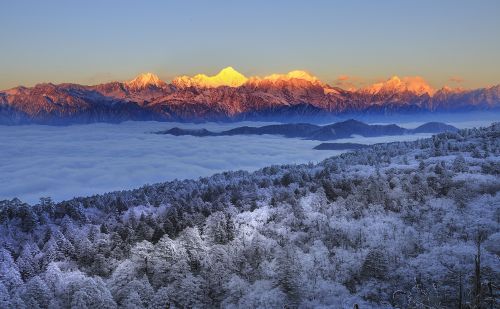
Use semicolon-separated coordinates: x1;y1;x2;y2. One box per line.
0;124;499;308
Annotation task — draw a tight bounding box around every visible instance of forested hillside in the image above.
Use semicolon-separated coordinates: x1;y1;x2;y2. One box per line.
0;124;498;308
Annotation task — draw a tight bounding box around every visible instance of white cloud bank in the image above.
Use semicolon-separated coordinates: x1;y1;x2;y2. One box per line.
0;119;493;204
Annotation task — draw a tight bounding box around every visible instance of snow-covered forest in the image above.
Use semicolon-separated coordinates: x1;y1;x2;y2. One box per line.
0;123;498;308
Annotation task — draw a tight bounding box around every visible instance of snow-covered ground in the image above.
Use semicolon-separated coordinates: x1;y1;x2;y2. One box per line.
0;120;494;203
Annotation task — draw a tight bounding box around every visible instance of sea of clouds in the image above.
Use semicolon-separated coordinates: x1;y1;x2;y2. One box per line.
0;119;495;204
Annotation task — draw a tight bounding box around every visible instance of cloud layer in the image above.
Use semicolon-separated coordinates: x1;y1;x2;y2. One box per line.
0;120;491;204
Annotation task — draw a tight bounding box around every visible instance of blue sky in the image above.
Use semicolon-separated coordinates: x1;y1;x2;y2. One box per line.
1;0;499;89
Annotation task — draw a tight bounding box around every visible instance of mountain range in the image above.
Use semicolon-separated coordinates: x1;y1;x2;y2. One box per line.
156;119;459;141
1;67;499;124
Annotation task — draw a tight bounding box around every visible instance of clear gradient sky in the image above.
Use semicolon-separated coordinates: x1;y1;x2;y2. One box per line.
1;0;499;90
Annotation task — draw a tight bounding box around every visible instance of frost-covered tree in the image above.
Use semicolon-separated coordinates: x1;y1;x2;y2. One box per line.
0;123;497;308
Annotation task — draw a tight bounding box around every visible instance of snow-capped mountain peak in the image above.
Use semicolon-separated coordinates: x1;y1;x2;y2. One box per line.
126;73;165;89
1;69;499;125
245;69;340;94
363;76;434;96
263;70;320;83
173;66;248;88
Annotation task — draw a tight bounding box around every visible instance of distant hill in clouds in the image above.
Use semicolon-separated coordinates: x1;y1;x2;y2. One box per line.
156;119;459;141
1;67;499;124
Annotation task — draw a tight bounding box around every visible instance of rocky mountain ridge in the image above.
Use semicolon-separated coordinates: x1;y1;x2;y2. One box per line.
1;67;499;124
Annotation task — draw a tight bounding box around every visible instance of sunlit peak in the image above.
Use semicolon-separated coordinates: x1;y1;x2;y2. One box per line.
262;70;320;83
127;72;165;88
388;76;401;83
244;69;334;93
173;66;248;88
364;75;435;95
218;66;238;74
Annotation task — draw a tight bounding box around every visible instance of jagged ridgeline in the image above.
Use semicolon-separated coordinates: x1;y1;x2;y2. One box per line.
1;68;499;124
0;124;499;308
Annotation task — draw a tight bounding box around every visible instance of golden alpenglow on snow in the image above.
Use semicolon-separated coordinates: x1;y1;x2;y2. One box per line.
172;66;248;88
